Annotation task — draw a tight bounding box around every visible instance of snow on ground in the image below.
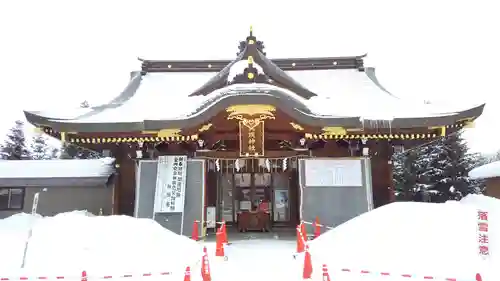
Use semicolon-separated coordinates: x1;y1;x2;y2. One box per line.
3;195;500;281
308;198;494;281
0;211;202;280
204;239;302;281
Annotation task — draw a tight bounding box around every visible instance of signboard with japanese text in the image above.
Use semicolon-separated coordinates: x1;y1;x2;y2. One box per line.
305;159;363;187
153;155;187;213
239;120;265;157
477;209;490;258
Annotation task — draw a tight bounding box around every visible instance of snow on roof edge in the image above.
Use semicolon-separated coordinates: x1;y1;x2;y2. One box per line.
0;158;116;179
469;160;500;179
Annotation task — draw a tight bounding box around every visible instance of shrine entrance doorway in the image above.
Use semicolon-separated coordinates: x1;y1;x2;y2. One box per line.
216;158;300;230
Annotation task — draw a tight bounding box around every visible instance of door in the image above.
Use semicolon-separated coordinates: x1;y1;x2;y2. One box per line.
271;172;291;224
273;189;289;222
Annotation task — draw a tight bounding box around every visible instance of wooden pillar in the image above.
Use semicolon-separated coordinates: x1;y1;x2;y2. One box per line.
112;144;123;215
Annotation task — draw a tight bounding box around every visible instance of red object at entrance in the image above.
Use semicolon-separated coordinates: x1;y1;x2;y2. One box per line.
296;226;305;253
303;247;313;279
313;217;321;239
191;221;199;241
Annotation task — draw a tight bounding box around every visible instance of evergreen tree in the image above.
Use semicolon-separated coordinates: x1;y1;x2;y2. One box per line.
49;147;60;159
59;142;100;159
424;131;481;201
30;134;50;160
393;149;421;201
1;120;31;160
393;130;484;202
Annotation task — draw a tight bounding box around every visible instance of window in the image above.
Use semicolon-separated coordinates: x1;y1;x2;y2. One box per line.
0;188;25;210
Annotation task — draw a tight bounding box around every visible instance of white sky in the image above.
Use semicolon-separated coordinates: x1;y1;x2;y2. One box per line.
0;0;498;153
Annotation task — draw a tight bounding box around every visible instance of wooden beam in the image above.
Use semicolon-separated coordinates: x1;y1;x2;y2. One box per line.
195;150;309;159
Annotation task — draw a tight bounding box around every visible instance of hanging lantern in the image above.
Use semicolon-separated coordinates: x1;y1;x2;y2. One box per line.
282;158;288;171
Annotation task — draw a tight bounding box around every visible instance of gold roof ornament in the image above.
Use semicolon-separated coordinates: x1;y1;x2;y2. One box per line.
247;56;254;65
322;127;347;135
290;122;304;131
157;129;182;138
226;104;276;120
248;25;255;44
198;123;213;132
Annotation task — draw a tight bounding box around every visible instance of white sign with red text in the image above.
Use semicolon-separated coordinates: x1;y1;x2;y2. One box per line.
477;210;490;259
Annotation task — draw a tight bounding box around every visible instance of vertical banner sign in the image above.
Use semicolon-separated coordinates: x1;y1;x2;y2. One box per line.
239;120;265;157
477;210;490;258
31;192;40;215
154;155;187;213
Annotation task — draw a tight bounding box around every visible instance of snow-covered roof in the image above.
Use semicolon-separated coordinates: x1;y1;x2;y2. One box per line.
26;68;482;126
469;161;500;179
23;31;484;132
0;158;115;187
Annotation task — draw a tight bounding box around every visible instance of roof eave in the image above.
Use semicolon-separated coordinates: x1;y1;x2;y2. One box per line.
27;99;485;133
390;103;485;128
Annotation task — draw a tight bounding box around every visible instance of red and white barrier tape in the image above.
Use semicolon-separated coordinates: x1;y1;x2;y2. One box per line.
301;220;334;230
0;272;172;280
340;268;457;281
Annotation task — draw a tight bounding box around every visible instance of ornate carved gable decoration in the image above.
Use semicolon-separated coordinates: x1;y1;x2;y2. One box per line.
237;26;266;56
226;104;275;157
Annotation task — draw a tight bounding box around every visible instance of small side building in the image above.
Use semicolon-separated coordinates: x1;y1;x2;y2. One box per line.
0;158;116;218
469;161;500;198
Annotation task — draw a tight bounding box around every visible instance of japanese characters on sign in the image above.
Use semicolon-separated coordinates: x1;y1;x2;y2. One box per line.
154;155;187;213
239;120;264;156
248;128;256;153
477;210;490;258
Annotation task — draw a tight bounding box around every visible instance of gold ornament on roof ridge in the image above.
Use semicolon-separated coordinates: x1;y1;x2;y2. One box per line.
198;123;213;132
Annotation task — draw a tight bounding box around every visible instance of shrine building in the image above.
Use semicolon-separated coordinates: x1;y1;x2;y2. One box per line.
24;28;484;235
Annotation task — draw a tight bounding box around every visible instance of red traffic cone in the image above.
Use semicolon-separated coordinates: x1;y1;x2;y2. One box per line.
313;217;321;239
192;220;199;241
476;273;482;281
201;249;211;281
301;222;308;241
322;264;330;281
296;226;305;253
303;246;313;279
221;221;228;244
184;266;191;281
215;231;225;257
81;270;87;281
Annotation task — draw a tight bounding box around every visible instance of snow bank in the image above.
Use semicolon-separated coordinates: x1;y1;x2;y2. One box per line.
0;213;42;269
469;160;500;179
308;201;486;279
0;211;202;277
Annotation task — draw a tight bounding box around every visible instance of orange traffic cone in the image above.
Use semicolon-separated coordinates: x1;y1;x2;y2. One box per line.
215;231;225;257
184;266;191;281
296;226;305;253
476;273;482;281
303;246;313;279
301;222;308;241
192;220;199;241
313;217;321;239
201;248;211;281
81;270;87;281
221;221;228;244
322;264;330;281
